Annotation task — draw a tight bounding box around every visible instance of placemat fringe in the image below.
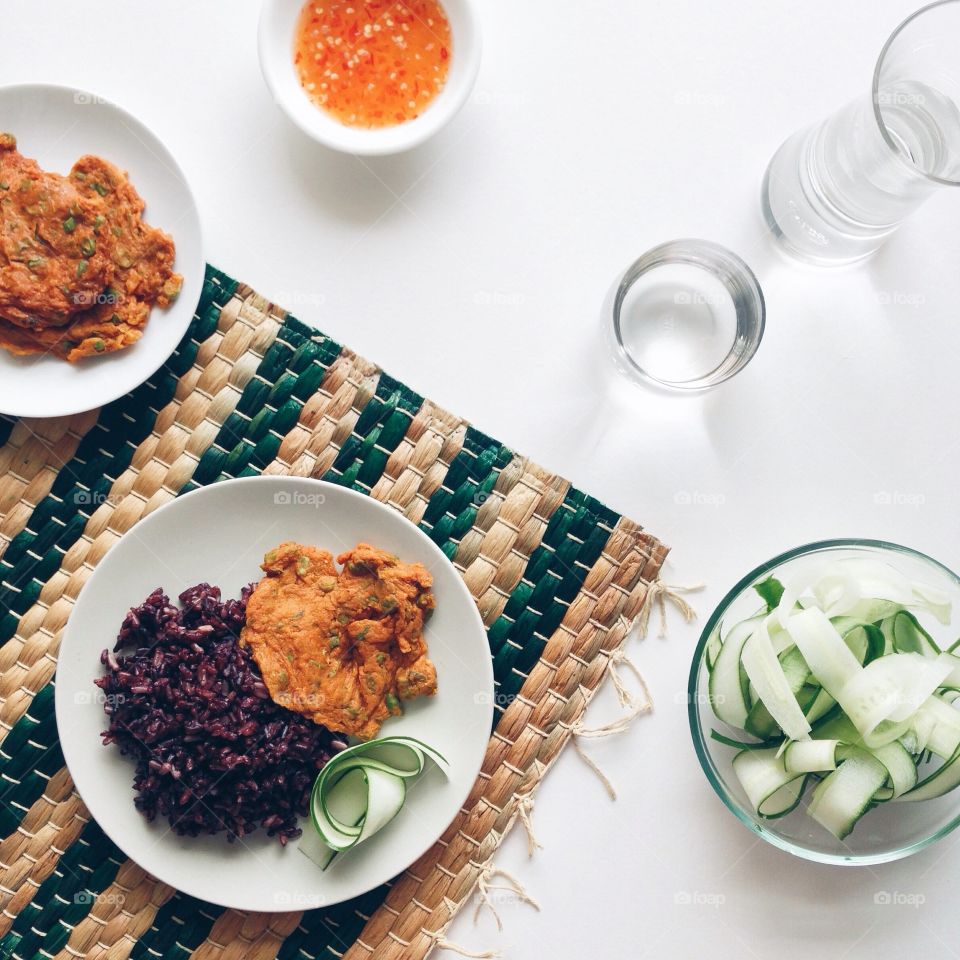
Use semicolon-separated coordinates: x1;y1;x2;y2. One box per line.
512;793;541;858
423;930;500;959
570;648;654;800
636;578;705;638
471;860;540;931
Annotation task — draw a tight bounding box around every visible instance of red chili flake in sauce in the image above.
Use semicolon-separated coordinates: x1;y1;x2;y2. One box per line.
293;0;452;128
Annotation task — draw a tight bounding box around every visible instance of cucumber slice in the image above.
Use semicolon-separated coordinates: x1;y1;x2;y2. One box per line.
785;608;863;699
744;646;814;739
911;695;960;759
784;738;840;775
869;740;917;799
744;699;779;740
839;653;951;742
812;712;860;742
709;730;778;751
740;618;811;742
804;688;837;725
705;624;723;672
710;615;763;728
780;645;812;689
732;747;807;818
882;611;942;657
911;580;952;626
808;748;888;840
833;620;885;666
897;747;960;802
300;736;447;869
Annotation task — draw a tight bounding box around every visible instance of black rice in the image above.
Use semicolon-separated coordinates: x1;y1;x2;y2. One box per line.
95;582;344;844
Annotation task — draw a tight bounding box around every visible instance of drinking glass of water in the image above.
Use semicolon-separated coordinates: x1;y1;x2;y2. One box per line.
763;0;960;265
607;240;765;391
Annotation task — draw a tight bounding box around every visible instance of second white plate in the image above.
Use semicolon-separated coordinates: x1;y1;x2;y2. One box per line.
0;83;203;418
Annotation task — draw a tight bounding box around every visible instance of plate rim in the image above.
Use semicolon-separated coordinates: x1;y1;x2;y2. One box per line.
55;475;494;910
0;80;204;418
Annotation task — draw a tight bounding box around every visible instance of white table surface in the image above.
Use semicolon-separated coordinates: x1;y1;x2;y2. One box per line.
4;1;960;957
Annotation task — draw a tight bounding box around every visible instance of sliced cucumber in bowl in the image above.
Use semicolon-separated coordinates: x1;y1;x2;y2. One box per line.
696;548;960;849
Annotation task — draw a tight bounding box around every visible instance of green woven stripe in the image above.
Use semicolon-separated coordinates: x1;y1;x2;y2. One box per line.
490;492;621;705
0;686;62;838
0;416;14;450
420;427;513;559
0;820;123;960
0;413;124;643
128;893;219;960
326;369;422;491
0;268;238;649
188;316;342;488
0;267;646;960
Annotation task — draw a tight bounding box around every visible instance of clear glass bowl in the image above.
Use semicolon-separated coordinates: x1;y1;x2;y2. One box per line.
688;538;960;865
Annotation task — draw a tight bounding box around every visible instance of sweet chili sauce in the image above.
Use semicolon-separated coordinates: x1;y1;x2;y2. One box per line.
294;0;452;128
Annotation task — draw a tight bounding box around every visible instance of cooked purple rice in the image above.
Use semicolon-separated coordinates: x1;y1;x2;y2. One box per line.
95;582;344;844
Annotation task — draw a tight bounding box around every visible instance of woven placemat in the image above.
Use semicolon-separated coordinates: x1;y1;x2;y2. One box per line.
0;266;668;960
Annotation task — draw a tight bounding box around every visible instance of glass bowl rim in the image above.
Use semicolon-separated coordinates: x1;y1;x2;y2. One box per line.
687;537;960;866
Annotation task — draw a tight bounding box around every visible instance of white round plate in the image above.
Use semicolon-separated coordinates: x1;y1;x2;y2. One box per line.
0;83;203;418
56;476;493;912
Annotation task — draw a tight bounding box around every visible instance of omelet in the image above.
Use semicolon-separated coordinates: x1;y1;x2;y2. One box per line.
0;133;182;362
0;295;149;361
0;133;114;329
70;154;181;310
242;542;439;739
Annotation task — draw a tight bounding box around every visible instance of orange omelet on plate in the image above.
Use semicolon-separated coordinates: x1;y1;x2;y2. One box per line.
241;542;438;739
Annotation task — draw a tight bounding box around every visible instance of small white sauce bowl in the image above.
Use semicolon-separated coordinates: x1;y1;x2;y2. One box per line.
259;0;481;156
